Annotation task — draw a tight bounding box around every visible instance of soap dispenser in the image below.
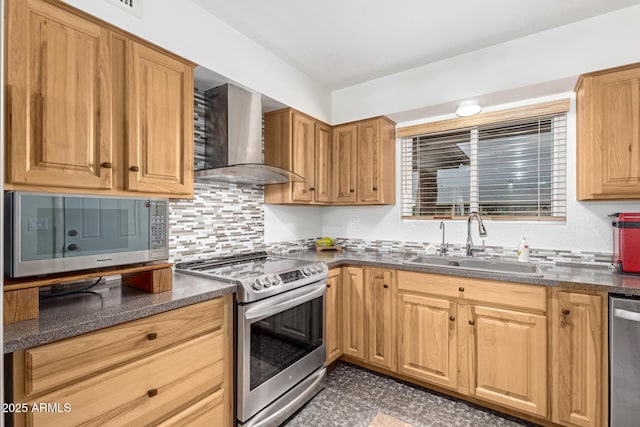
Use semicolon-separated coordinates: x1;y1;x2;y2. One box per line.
517;237;530;262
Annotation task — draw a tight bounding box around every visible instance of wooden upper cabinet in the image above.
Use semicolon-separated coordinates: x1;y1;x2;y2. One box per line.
126;41;194;195
332;124;358;203
291;113;316;202
365;268;396;371
357;117;396;204
576;63;640;200
264;109;331;205
314;123;332;203
5;0;195;198
551;290;606;427
264;110;396;206
6;0;112;190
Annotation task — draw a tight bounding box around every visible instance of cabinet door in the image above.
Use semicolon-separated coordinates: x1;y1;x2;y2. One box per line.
6;0;112;190
366;268;396;371
332;124;358;203
590;68;640;198
469;305;547;417
315;123;332;203
342;267;365;360
552;292;604;427
325;268;343;365
291;113;316;202
357;119;382;202
397;292;457;389
127;41;194;195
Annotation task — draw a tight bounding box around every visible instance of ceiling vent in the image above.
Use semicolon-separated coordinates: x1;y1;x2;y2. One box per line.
104;0;142;17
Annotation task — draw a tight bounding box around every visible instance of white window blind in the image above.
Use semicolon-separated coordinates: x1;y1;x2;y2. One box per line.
401;113;567;220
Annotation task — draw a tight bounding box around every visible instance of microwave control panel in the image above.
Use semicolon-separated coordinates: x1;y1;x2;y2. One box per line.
149;200;167;250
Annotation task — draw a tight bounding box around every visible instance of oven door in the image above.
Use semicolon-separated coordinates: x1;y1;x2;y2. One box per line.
237;282;326;423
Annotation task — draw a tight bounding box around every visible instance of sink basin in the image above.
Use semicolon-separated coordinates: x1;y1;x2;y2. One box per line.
403;255;543;277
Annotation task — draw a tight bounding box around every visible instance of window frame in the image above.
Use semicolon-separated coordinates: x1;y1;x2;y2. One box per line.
399;99;570;221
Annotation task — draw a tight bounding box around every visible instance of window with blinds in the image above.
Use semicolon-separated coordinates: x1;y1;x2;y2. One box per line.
401;112;567;220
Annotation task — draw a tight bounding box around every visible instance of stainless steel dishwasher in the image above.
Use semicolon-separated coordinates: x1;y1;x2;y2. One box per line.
610;295;640;426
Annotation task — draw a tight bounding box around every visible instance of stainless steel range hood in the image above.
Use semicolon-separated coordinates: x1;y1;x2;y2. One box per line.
195;84;303;185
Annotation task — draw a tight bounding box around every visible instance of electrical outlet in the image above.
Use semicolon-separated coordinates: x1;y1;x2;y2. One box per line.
350;217;361;229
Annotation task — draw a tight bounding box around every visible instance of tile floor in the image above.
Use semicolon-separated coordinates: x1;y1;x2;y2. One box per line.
283;363;537;427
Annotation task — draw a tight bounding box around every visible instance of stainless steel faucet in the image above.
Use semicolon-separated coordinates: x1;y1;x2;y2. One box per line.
439;221;448;256
466;212;488;256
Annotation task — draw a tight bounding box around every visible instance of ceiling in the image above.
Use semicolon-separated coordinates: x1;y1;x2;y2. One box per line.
192;0;640;90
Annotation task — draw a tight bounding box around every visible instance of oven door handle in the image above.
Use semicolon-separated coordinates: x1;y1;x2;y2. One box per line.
244;283;326;320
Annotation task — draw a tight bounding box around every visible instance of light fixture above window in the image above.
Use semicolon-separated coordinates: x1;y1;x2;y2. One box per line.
456;100;482;117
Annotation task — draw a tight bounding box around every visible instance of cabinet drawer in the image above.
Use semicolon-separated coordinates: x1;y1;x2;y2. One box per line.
157;388;225;427
22;298;224;397
461;278;546;312
22;331;224;426
398;271;460;298
397;271;546;312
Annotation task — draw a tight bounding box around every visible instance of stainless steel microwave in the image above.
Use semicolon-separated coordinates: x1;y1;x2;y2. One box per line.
5;192;169;278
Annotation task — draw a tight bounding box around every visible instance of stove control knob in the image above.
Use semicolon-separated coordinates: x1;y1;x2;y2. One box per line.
317;263;324;271
303;267;311;276
271;276;280;286
310;265;318;274
252;279;263;290
263;277;272;288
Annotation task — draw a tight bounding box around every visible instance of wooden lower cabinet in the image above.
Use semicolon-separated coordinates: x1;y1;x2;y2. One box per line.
397;292;458;390
395;270;552;421
326;268;607;425
467;305;547;417
8;296;233;426
342;266;366;360
551;289;607;427
326;268;343;365
157;388;225;427
341;266;397;368
365;268;396;371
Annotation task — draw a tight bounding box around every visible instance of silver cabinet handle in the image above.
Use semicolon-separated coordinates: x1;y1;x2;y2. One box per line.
614;308;640;323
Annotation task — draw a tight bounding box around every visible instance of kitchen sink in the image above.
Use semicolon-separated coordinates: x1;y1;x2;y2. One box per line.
403;255;543;277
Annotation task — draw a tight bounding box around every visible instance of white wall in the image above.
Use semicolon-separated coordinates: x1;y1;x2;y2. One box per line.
322;94;640;253
264;205;324;243
331;3;640;124
60;0;331;122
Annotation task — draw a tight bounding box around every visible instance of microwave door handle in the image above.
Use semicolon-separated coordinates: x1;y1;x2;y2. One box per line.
244;283;326;321
613;308;640;323
54;197;65;256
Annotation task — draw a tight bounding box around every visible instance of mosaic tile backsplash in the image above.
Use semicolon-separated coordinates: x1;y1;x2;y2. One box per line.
268;238;613;269
169;181;266;263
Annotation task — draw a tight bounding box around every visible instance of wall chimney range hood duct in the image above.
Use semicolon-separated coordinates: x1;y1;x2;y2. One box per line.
195;84;303;185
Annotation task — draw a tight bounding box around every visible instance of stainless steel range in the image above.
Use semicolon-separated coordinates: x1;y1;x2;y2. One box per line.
176;252;327;427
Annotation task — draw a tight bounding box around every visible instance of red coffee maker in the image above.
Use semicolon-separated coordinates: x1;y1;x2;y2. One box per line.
612;213;640;274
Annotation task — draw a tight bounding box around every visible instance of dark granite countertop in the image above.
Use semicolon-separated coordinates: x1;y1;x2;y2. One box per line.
6;249;640;354
282;249;640;295
3;272;236;354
